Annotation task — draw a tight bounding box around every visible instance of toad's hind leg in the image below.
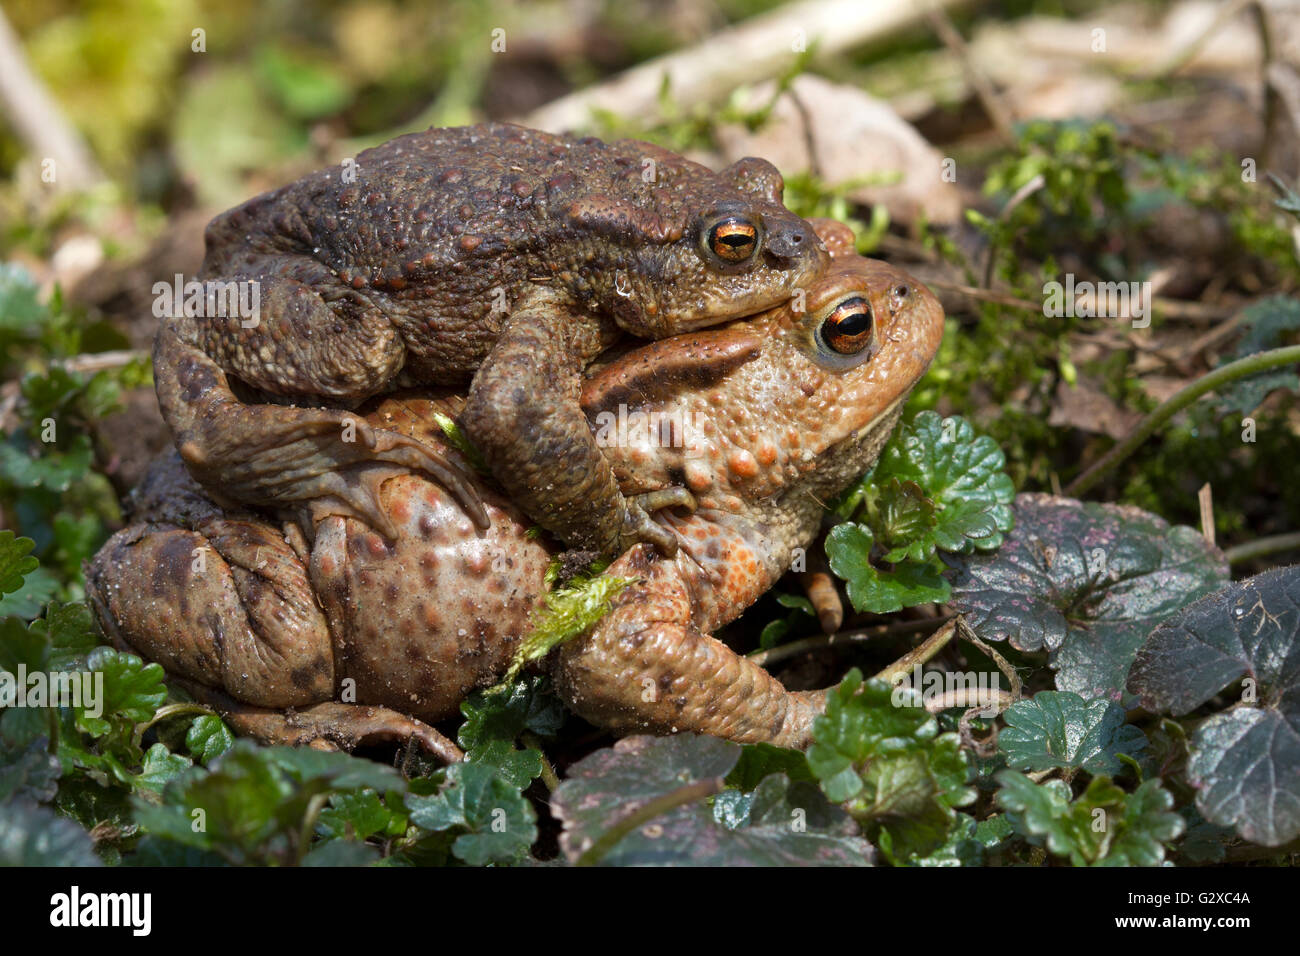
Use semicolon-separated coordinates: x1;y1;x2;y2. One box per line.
551;547;825;748
87;517;337;708
154;263;487;535
158;678;463;764
87;518;463;764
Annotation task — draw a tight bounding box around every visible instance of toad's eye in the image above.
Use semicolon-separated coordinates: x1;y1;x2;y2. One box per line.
818;296;874;355
706;217;760;263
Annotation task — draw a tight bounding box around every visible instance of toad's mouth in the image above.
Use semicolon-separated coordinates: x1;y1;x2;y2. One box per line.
855;394;908;443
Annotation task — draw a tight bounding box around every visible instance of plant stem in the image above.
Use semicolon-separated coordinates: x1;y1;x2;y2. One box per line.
576;777;724;866
872;618;958;684
748;615;951;668
1224;531;1300;565
296;793;330;865
521;732;560;792
131;702;218;752
1065;345;1300;497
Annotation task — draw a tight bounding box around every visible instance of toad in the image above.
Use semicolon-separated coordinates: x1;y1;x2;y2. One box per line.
155;122;827;559
92;223;942;760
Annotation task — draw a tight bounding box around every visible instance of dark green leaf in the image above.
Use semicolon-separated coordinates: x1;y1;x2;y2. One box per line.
1128;566;1300;846
948;493;1229;702
0;799;100;866
552;735;871;866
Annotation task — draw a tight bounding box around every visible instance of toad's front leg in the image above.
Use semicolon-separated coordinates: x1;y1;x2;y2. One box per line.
154;259;486;536
460;290;689;559
550;545;824;748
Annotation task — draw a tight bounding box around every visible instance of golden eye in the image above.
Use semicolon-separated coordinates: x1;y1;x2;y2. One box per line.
819;296;874;355
708;217;759;262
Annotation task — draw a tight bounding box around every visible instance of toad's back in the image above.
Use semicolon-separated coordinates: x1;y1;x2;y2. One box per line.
201;123;720;295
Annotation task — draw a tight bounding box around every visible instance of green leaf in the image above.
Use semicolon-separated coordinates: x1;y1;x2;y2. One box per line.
301;840;380;867
0;432;94;492
999;691;1147;775
0;263;48;333
78;647;168;739
825;522;950;614
870;412;1016;556
872;479;939;562
134;743;192;794
726;743;814;792
1215;296;1300;413
807;670;974;862
133;742;405;865
317;789;406;843
948;493;1229;703
0;531;38;600
0;566;59;620
996;771;1183;866
405;762;536;865
457;675;562;788
1128;566;1300;847
40;601;100;670
185;715;234;764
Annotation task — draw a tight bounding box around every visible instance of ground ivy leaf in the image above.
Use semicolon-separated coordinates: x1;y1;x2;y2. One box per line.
405;761;536;865
807;670;936;803
0;566;59;620
40;601;101;670
948;493;1229;702
999;691;1147;774
825;522;950;614
301;840;381;866
78;647;168;738
873;478;939;562
0;799;101;866
552;736;870;866
908;814;983;866
807;670;974;862
133;742;405;865
186;714;234;764
264;746;405;794
996;771;1183;866
1128;566;1300;846
317;790;405;842
726;743;814;791
871;411;1015;556
457;675;562;788
1101;779;1187;867
134;743;192;794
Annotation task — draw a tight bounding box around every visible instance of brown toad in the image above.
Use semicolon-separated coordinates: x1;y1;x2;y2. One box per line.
156;122;827;559
95;224;940;758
